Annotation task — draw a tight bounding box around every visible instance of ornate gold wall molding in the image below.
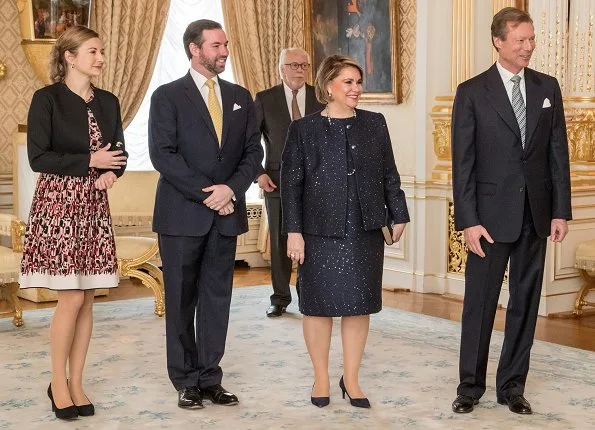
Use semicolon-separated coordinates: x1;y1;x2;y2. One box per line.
451;0;474;91
448;202;467;274
431;100;454;180
567;1;595;96
431;98;595;181
566;107;595;162
399;0;416;102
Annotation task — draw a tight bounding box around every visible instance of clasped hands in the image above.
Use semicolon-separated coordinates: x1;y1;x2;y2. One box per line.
90;144;127;191
464;219;568;257
203;184;235;216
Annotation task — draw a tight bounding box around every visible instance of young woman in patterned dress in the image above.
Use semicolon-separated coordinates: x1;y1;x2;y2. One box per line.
20;26;128;420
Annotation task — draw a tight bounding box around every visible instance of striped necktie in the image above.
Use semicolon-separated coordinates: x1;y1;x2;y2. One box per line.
510;74;526;148
205;79;222;144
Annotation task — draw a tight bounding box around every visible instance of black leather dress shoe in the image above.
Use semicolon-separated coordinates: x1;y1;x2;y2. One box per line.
497;394;532;414
452;394;478;413
178;387;203;409
201;384;239;406
266;305;287;317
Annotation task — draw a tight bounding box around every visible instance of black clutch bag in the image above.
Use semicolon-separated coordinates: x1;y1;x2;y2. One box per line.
381;209;394;246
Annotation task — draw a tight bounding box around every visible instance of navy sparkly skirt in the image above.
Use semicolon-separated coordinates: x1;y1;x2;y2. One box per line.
298;174;384;317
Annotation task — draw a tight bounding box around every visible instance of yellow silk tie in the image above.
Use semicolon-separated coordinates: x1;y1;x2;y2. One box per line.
205;79;222;144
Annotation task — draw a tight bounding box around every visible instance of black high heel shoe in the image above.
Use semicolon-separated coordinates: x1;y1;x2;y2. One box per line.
75;402;95;417
310;384;330;408
67;380;95;416
47;383;79;420
339;376;370;408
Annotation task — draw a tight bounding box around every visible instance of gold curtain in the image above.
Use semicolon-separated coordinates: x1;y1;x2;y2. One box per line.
91;0;170;128
221;0;304;95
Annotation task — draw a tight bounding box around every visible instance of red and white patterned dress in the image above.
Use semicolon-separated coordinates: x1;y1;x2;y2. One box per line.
20;92;119;290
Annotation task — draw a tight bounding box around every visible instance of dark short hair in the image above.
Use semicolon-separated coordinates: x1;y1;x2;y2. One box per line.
183;19;222;60
491;7;533;51
314;55;363;104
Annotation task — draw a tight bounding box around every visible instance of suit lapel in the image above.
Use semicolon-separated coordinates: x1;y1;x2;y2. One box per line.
523;68;545;151
274;84;292;124
220;79;235;148
484;64;521;141
183;73;218;143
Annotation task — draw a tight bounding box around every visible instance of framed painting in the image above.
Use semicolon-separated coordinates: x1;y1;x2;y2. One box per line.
31;0;92;39
304;0;401;103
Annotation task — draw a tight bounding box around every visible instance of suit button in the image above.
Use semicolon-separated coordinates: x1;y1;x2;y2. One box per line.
520;187;524;192
346;124;352;129
351;145;356;149
217;156;222;161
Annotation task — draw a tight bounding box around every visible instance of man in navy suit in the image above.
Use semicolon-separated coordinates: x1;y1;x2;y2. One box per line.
149;19;263;409
451;8;571;415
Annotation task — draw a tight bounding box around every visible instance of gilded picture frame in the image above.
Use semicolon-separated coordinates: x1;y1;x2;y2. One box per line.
304;0;401;104
30;0;92;40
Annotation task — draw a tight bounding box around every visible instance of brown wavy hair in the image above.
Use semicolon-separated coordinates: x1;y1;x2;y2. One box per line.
491;7;533;51
49;26;100;83
314;55;363;104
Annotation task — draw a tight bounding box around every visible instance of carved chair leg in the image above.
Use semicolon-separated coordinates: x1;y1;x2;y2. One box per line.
139;263;165;317
6;283;23;327
127;268;165;317
574;270;595;316
140;262;164;286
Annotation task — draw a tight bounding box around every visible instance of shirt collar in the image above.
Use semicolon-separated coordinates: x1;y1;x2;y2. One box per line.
496;61;525;84
189;66;219;89
283;81;305;96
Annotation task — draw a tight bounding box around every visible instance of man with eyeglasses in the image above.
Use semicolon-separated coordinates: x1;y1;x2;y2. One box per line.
255;47;325;318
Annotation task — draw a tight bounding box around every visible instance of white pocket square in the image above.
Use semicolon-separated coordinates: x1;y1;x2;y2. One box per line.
542;98;551;108
233;103;242;111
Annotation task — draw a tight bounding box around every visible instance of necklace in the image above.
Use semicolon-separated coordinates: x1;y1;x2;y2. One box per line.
324;105;356;125
323;106;357;176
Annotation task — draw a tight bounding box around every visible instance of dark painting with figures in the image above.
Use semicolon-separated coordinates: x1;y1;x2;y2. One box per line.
32;0;92;39
310;0;395;96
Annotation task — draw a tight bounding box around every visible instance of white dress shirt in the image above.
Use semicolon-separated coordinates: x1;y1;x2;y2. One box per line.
496;61;526;105
283;82;306;119
189;66;223;108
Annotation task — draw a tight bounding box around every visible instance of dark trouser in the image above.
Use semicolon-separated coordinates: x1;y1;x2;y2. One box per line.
457;200;547;400
159;227;237;391
265;195;294;306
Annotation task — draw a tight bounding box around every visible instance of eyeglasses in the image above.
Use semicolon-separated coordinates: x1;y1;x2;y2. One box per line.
284;62;310;70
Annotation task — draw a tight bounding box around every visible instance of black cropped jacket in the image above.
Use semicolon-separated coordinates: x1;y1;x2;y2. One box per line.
27;82;127;177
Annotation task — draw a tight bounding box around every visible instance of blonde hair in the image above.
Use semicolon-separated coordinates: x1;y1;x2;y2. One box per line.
314;55;363;104
49;25;100;83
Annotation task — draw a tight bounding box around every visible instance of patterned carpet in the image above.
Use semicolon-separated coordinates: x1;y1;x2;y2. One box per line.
0;285;594;429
